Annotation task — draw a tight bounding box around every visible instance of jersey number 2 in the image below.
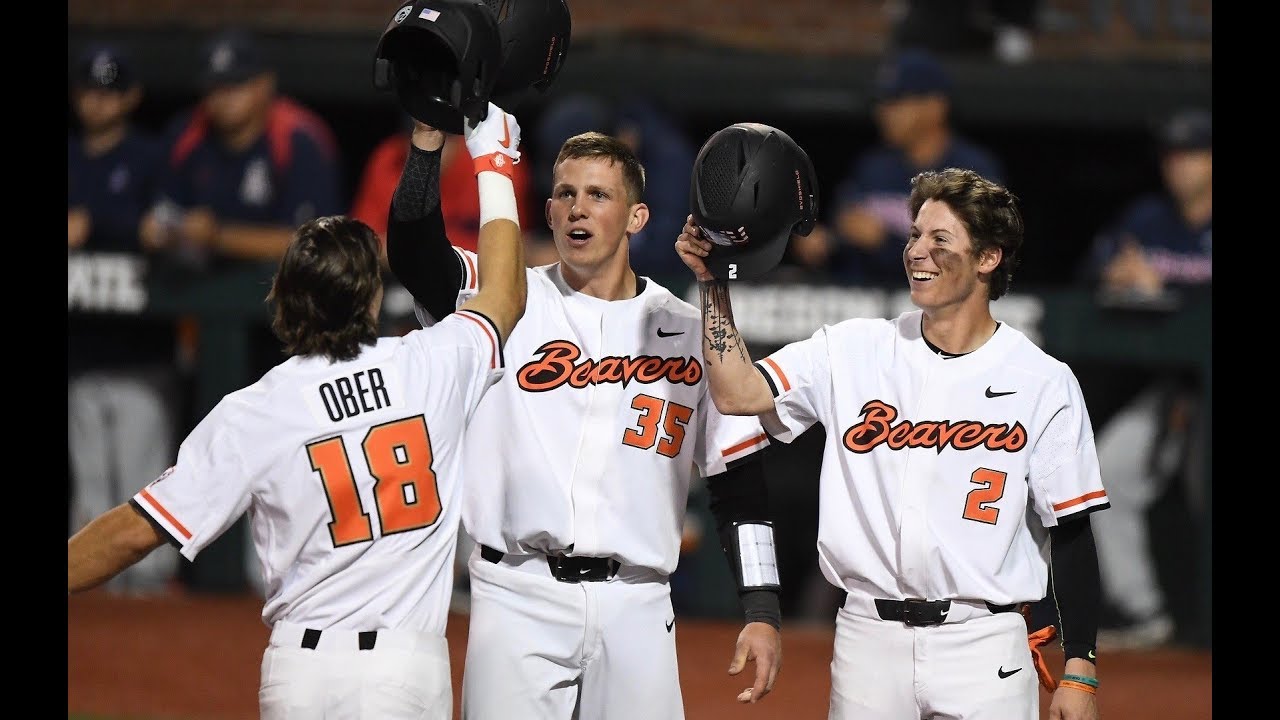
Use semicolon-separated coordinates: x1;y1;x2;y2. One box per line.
623;394;693;458
963;467;1007;525
306;415;442;547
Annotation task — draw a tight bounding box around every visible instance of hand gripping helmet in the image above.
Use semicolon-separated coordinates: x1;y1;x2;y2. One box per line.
482;0;572;111
690;123;819;282
372;0;504;134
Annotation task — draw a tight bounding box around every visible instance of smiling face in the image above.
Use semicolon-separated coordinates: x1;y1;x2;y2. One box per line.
545;155;648;281
904;198;1000;314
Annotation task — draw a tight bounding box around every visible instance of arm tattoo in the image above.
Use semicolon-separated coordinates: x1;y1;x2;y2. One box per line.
699;279;751;365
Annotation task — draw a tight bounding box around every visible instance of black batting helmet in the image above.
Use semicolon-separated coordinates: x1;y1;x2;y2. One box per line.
482;0;572;111
372;0;504;134
690;123;819;282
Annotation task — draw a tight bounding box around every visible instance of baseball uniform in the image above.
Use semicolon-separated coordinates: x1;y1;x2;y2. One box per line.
412;252;770;720
755;310;1108;720
130;309;504;720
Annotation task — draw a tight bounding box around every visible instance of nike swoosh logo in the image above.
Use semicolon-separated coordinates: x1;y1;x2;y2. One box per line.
498;112;511;149
578;567;591;575
985;387;1017;398
998;666;1022;679
657;328;684;337
666;619;675;632
1088;650;1096;661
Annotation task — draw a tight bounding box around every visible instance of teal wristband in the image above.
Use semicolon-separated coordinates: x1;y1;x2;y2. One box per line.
1062;674;1098;688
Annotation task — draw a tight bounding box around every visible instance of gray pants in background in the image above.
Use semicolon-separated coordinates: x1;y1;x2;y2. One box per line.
68;368;180;594
1091;382;1204;619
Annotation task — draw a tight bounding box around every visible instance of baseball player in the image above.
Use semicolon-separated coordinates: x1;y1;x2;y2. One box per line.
678;167;1106;720
386;128;783;716
68;104;528;720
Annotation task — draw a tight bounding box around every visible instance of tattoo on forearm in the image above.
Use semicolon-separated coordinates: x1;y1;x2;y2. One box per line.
699;280;750;365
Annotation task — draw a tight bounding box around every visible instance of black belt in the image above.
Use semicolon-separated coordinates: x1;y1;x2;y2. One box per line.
299;628;378;650
481;544;620;583
874;599;1020;627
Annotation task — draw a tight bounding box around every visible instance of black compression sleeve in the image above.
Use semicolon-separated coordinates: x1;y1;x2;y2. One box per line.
1049;516;1101;662
706;454;781;629
386;144;464;322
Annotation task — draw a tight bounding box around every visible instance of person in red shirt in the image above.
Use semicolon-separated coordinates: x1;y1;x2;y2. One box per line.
351;116;538;256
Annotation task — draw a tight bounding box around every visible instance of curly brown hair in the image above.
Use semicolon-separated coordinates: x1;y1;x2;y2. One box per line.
267;215;383;362
554;131;646;204
908;168;1025;300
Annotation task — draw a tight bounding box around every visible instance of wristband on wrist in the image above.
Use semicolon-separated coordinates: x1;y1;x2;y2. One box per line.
740;588;781;630
473;152;516;179
476;172;519;227
1061;674;1098;688
1058;679;1097;695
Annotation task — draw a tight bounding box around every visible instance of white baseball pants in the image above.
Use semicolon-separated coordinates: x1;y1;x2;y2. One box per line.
828;595;1038;720
462;546;683;720
260;622;452;719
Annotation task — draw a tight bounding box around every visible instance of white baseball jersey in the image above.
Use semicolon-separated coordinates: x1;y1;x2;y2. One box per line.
132;310;504;633
755;309;1108;606
417;249;770;575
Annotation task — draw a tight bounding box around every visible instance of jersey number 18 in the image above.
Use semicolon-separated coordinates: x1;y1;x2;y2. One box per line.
306;415;443;547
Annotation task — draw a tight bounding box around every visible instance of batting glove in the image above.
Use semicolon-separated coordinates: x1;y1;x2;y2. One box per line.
465;102;521;179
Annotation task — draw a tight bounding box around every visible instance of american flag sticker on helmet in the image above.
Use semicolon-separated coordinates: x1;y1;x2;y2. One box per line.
419;7;441;21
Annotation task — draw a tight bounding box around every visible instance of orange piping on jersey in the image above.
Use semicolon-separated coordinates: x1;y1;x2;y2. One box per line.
138;488;193;540
762;358;790;392
457;311;499;369
722;433;769;458
457;247;478;290
1052;489;1109;512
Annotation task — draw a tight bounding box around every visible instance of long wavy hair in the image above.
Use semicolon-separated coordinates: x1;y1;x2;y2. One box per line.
908;168;1025;300
267;215;383;362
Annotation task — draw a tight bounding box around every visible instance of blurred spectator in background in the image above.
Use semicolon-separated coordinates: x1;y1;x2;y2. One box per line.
68;43;181;595
888;0;1041;63
531;93;697;282
350;113;539;257
1080;107;1211;649
141;29;342;267
140;28;344;594
790;49;1005;286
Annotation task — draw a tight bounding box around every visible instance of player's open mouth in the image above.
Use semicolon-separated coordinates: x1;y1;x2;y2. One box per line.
911;271;939;281
566;229;592;244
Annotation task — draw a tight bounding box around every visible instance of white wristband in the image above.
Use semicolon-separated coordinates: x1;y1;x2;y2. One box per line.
477;171;519;228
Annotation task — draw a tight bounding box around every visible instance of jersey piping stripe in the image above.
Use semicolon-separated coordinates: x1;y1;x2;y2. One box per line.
755;364;779;397
137;488;193;540
1052;489;1109;512
721;432;769;458
760;357;791;393
455;247;478;291
455;309;502;369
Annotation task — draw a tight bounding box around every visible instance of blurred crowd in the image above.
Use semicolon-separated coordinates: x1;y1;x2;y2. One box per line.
68;22;1210;649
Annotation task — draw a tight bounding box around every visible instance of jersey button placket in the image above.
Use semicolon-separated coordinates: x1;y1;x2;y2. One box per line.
898;364;933;595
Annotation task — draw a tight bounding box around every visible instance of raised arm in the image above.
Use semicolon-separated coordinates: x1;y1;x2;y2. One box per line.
386;123;466;321
455;105;527;345
675;216;775;416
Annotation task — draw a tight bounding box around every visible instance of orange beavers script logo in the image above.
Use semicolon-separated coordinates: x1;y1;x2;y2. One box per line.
843;399;1027;454
517;340;703;392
